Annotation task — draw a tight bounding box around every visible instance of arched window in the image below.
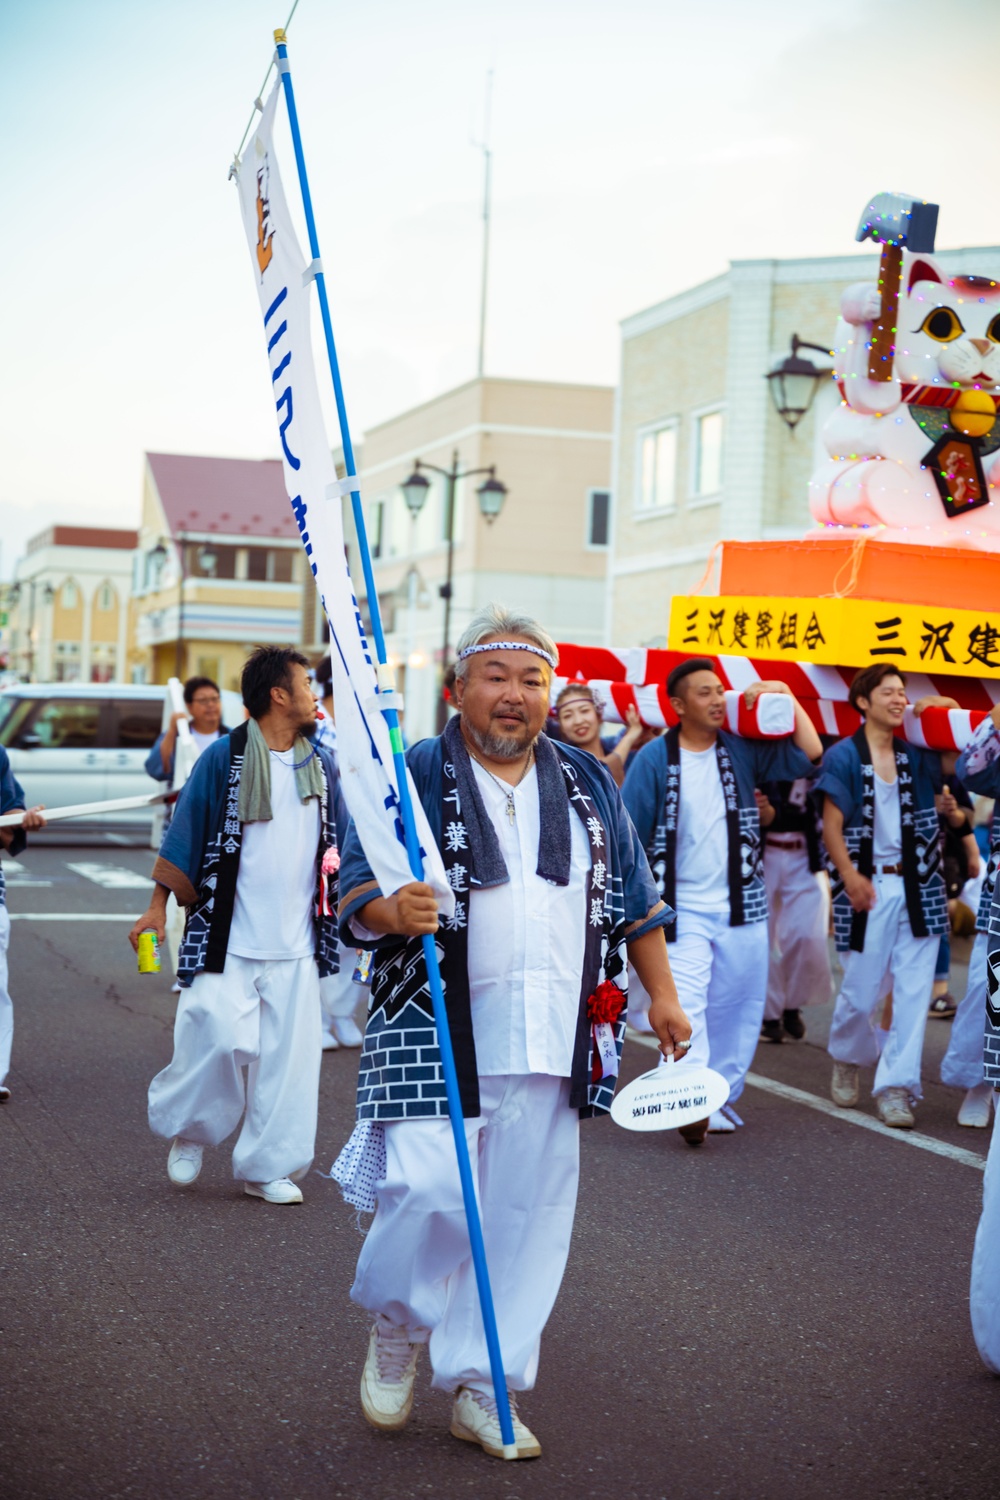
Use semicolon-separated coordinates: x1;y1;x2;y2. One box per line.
61;579;78;609
97;581;116;611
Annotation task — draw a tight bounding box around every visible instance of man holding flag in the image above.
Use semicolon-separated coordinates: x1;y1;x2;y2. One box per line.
332;606;691;1460
233;55;685;1458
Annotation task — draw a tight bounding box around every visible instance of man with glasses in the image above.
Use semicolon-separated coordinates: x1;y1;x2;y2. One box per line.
145;676;230;789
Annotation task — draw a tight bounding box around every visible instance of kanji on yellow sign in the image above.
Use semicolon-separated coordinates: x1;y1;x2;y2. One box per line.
668;595;1000;679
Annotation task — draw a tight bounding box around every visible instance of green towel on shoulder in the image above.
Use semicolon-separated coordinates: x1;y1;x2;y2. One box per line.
237;716;325;823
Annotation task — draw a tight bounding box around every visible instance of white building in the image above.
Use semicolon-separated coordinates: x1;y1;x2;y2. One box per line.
8;526;137;682
607;246;1000;646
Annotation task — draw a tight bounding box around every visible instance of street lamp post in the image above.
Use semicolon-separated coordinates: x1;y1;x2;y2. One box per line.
9;579;54;682
765;334;835;432
149;534;218;681
401;450;508;732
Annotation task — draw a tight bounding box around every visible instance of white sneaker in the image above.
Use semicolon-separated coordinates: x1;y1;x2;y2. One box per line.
321;1029;341;1052
450;1386;542;1460
876;1087;915;1129
707;1110;736;1133
243;1177;303;1204
167;1137;203;1187
360;1318;421;1430
958;1082;995;1128
330;1016;364;1048
831;1062;860;1108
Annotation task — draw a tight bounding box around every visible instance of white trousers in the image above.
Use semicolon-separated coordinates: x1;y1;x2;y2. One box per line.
661;911;769;1105
942;930;988;1090
0;906;11;1087
763;844;833;1021
319;943;366;1024
147;952;322;1182
971;1093;1000;1372
827;874;938;1097
351;1073;579;1394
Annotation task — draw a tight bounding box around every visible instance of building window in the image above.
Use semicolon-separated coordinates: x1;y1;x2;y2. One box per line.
587;490;611;547
247;548;295;582
97;582;115;611
693;409;724;498
53;642;82;683
370;498;387;559
637;423;677;512
90;643;117;683
61;580;77;609
185;543;237;579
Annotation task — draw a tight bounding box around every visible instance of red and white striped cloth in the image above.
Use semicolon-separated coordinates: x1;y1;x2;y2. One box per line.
554;645;998;751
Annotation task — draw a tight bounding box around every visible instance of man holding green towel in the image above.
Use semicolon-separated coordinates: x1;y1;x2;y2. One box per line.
130;646;346;1205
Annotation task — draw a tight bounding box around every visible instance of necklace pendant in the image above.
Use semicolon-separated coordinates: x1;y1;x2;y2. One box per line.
506;796;516;824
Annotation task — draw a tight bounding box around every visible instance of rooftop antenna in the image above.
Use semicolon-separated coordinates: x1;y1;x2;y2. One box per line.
473;70;493;380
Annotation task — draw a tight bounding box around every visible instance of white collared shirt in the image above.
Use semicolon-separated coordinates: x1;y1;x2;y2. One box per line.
466;759;593;1077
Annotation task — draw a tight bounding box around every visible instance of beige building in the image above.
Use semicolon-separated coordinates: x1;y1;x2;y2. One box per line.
6;527;137;682
131;452;312;689
347;376;614;739
608;245;1000;646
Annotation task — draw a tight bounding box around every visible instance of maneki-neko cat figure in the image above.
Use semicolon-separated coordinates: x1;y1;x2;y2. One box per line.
809;192;1000;549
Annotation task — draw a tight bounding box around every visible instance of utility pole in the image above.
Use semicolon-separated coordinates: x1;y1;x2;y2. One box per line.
474;70;493;380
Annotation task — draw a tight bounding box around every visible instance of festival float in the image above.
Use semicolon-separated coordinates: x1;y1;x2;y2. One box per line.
557;192;1000;752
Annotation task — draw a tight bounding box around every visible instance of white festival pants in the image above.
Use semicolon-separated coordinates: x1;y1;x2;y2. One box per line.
351;1073;579;1394
826;874;938;1097
320;942;366;1024
763;843;833;1021
659;910;769;1105
0;906;12;1087
147;952;322;1182
970;1091;1000;1373
941;929;988;1090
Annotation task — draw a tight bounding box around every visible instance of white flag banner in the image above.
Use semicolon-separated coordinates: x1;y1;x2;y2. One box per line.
235;85;453;914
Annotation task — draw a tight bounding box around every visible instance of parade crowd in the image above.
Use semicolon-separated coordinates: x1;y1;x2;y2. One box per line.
2;610;998;1463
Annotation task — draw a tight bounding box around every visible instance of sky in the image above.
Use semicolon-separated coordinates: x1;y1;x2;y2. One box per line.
5;0;1000;575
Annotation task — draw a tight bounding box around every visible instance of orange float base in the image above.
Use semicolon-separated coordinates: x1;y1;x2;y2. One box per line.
718;537;1000;614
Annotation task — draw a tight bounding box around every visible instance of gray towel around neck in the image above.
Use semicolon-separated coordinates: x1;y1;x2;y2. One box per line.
237;716;325;823
443;715;571;888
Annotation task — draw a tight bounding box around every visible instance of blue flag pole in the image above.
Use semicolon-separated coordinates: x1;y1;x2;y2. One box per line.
272;29;518;1457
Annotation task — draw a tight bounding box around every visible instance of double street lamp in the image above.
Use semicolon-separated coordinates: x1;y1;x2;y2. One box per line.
400;450;508;730
149;534;219;678
9;579;55;682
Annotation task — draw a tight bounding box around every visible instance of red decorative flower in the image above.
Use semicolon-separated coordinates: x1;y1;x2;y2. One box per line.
587;980;625;1025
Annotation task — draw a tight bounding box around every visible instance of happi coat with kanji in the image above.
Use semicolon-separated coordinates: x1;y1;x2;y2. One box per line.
337;731;671;1124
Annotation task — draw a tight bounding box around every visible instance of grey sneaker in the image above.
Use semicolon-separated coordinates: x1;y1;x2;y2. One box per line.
877;1087;915;1129
830;1062;860;1108
360;1317;421;1430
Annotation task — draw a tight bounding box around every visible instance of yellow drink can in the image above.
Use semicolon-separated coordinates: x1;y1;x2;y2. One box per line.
137;930;161;975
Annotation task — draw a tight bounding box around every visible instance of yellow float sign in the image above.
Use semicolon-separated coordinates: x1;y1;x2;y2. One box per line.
668;595;1000;680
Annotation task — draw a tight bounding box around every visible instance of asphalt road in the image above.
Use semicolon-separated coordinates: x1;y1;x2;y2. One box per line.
2;841;1000;1500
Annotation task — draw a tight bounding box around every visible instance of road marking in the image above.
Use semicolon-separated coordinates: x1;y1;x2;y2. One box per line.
66;862;153;890
1;859;54;888
627;1032;988;1172
8;913;139;921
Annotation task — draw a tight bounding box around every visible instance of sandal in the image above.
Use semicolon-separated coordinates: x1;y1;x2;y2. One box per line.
928;992;958;1019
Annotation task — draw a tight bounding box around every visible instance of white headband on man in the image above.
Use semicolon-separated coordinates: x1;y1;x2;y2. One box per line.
457;640;557;669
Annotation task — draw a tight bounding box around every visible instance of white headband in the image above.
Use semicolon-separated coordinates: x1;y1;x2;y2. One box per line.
457;640;557;669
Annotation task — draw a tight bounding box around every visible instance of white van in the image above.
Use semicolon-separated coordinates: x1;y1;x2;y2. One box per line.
0;683;242;831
